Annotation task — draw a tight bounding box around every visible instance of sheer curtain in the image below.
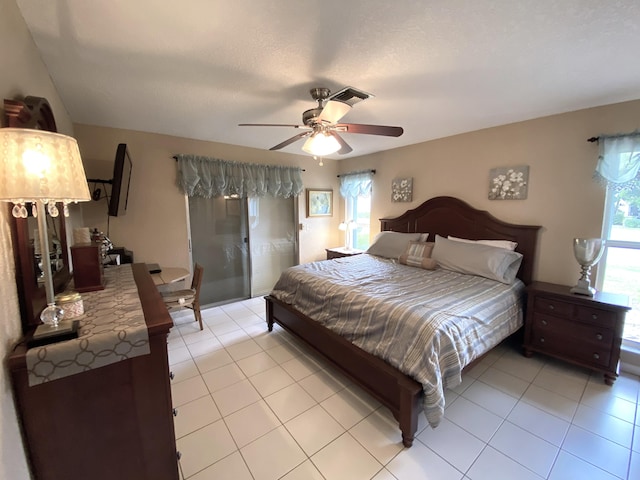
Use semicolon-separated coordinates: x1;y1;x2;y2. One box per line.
594;132;640;190
176;154;304;199
339;170;374;198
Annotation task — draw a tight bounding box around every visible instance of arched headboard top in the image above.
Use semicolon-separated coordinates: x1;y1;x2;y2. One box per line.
380;196;541;284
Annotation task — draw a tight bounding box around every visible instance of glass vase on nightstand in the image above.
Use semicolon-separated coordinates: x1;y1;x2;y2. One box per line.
570;238;605;297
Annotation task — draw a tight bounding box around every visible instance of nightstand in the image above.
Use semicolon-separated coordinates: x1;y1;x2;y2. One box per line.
523;281;631;385
326;247;364;260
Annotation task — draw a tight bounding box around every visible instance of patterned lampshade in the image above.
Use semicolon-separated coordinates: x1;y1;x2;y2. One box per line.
0;128;91;217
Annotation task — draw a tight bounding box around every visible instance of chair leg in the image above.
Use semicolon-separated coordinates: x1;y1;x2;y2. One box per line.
194;304;203;331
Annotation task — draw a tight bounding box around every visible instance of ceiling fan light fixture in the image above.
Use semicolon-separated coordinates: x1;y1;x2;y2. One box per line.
302;132;340;156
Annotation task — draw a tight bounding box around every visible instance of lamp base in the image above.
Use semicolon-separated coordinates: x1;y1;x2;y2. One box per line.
29;320;79;347
570;280;596;297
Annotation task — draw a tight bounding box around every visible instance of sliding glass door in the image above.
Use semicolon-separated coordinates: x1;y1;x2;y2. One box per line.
248;196;298;297
188;196;250;306
188;195;297;306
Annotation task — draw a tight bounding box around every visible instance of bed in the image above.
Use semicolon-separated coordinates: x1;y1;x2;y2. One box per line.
265;196;540;447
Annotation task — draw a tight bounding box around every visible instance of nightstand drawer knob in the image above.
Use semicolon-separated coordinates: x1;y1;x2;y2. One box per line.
540;337;545;343
169;371;175;380
592;314;598;320
596;333;603;341
593;353;600;360
541;319;548;326
548;305;555;310
173;408;178;417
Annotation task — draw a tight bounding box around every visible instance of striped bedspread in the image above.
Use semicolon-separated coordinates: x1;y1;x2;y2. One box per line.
270;254;525;427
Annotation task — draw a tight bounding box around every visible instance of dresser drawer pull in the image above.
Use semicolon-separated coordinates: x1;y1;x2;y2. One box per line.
548;305;555;310
169;371;175;380
596;333;603;341
173;408;179;417
540;337;545;343
541;319;548;326
176;451;182;460
592;314;598;320
593;353;600;360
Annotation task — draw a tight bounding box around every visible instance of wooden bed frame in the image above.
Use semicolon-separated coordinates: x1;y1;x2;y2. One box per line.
266;196;541;447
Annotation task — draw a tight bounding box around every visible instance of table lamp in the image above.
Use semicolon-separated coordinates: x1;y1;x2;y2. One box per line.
0;128;91;326
338;220;356;250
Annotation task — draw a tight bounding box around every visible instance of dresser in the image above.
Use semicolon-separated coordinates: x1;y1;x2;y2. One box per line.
523;281;630;385
8;264;178;480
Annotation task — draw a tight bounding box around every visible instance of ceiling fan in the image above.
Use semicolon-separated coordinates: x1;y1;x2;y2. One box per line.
239;86;403;156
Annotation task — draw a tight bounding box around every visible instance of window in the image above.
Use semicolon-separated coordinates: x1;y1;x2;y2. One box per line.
346;194;371;250
593;132;640;348
597;186;640;346
340;170;374;250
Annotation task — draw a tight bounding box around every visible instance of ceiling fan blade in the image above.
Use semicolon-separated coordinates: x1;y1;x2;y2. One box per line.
269;131;311;151
328;131;353;154
239;123;309;129
317;100;351;124
335;123;404;137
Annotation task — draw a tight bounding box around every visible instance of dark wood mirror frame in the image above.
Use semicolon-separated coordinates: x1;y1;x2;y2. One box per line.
4;96;71;333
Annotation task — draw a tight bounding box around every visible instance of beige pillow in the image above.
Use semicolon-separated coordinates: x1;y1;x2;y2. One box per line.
432;235;523;284
399;241;437;270
366;231;423;259
447;235;518;251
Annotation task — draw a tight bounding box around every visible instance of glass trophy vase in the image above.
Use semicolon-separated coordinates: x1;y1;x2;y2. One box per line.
569;238;605;297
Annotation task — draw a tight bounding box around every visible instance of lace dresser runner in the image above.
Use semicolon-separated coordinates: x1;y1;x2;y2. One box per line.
26;264;151;386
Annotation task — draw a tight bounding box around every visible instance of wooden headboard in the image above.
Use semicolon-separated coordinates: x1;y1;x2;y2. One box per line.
380;196;541;284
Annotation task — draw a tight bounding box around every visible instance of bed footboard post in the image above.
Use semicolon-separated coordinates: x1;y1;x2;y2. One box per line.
398;379;422;448
265;296;274;332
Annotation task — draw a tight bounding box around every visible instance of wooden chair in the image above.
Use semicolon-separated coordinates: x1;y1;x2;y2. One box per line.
161;263;204;330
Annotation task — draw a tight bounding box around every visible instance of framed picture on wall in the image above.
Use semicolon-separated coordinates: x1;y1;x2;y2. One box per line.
306;189;333;217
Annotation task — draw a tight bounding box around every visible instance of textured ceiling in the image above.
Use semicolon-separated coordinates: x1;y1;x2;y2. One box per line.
15;0;640;159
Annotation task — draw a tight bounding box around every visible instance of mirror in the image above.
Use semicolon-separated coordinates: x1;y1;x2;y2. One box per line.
4;96;72;332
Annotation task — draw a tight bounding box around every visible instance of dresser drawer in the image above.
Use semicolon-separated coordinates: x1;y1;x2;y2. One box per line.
533;296;573;317
531;313;614;348
574;305;617;328
528;332;612;368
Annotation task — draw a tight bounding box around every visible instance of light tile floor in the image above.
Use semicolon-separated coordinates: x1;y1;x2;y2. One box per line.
168;298;640;480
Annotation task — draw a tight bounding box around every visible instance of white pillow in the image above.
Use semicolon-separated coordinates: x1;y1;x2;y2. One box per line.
366;231;423;259
447;235;518;251
432;235;523;284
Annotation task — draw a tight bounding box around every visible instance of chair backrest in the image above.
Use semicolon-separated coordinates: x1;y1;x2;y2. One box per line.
191;263;204;300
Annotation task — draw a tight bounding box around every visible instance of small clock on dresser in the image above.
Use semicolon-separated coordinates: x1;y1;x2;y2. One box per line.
523;281;631;385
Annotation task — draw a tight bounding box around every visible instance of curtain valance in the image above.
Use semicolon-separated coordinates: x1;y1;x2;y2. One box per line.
594;131;640;191
176;155;304;198
339;170;374;198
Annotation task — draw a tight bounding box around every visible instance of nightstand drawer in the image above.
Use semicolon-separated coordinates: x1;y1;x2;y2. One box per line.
531;313;614;347
533;296;573;317
574;305;617;328
529;333;612;368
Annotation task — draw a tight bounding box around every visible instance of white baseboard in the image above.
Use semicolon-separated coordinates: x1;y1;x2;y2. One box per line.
620;343;640;376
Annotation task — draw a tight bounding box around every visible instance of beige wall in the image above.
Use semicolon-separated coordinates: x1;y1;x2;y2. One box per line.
75;98;640;289
341;99;640;286
0;0;75;477
73;125;341;268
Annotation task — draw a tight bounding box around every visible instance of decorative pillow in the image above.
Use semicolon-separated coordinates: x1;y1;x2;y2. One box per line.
399;241;437;270
447;235;518;251
432;235;523;284
366;231;423;259
418;233;430;242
